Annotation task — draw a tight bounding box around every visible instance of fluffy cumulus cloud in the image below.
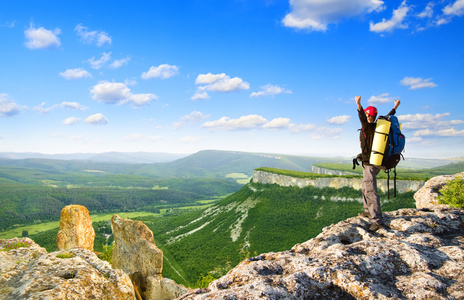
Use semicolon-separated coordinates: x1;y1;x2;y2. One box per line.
327;115;351;125
90;81;157;107
24;24;61;49
59;68;92;80
250;84;292;98
141;64;179;79
202;115;267;130
367;93;396;105
398;113;464;141
0;94;26;117
400;77;437;90
75;24;111;46
201;114;318;133
192;73;250;100
85;113;108;125
173;111;210;130
443;0;464;16
62;117;81;125
369;1;410;33
282;0;385;31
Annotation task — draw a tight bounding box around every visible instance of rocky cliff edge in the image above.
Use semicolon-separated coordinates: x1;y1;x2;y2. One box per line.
180;173;464;300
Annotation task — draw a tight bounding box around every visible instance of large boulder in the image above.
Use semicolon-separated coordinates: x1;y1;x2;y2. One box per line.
179;206;464;299
112;215;187;300
56;204;95;250
414;172;464;209
0;238;135;299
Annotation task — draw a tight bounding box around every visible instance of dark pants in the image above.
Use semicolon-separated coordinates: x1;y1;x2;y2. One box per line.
362;164;383;225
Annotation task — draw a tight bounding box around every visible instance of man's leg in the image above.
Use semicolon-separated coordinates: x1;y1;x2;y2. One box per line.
362;164;383;225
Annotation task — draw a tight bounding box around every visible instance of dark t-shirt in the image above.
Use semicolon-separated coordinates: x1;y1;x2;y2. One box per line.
358;108;396;162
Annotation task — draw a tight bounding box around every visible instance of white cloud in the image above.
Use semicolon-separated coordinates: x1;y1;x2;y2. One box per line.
59;68;92;79
91;82;131;104
173;111;210;130
327;115;351;125
367;93;396;105
192;73;249;100
109;57;131;69
282;0;385;31
398;113;464;130
141;64;179;79
88;52;112;69
90;81;157;107
85;113;108;125
250;84;292;98
262;117;292;129
0;94;26;117
33;102;54;114
369;0;410;33
127;93;158;107
400;77;437;90
414;128;464;137
63;117;81;125
24;24;61;49
75;24;112;46
202;115;267;130
443;0;464;16
398;113;464;138
61;102;88;111
417;2;434;18
191;91;210;101
200;114;318;133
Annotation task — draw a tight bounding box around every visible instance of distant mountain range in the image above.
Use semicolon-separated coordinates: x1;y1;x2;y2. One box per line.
0;151;188;164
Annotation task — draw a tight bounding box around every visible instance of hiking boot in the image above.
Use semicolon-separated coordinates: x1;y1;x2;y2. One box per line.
358;212;370;218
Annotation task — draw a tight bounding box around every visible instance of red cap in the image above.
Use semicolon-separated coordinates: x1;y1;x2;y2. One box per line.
364;106;377;117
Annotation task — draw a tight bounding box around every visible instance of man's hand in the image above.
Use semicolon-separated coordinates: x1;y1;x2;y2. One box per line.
394;100;400;110
355;96;362;110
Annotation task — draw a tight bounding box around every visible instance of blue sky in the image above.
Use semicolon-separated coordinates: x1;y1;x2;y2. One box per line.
1;0;463;159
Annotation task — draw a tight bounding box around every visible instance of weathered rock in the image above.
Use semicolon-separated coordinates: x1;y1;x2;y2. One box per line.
112;214;187;300
147;276;189;300
414;172;464;209
179;206;464;299
0;238;135;299
56;204;95;250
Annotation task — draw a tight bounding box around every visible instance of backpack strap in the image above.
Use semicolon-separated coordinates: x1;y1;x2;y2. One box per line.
386;169;390;199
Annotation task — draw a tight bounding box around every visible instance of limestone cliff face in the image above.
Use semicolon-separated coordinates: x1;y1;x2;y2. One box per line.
253;170;425;194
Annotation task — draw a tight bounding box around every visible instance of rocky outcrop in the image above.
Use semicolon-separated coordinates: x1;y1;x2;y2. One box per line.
56;205;95;251
414;172;464;209
0;238;135;299
180;206;464;300
111;214;187;300
253;170;424;194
